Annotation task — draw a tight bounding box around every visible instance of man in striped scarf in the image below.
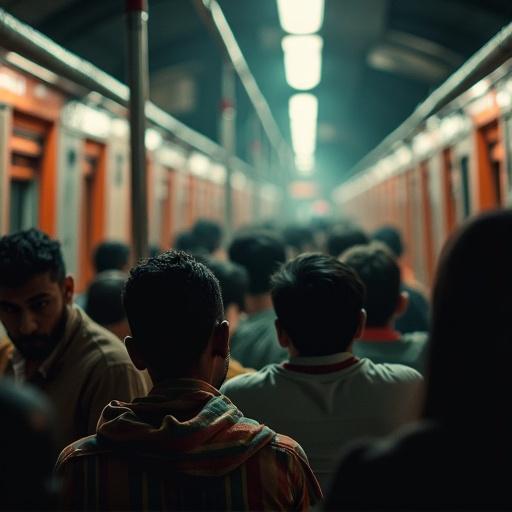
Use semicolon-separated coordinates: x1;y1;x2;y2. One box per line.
56;250;321;511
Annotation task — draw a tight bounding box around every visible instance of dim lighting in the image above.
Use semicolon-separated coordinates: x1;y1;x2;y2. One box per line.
282;35;323;90
277;0;325;34
289;93;318;168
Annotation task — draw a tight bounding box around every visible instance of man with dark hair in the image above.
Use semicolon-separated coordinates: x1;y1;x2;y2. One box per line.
341;243;428;373
0;229;147;448
93;240;131;274
56;251;322;510
282;224;316;258
372;225;430;333
85;270;130;341
326;224;369;258
228;231;288;369
204;259;254;380
221;253;423;491
192;218;223;255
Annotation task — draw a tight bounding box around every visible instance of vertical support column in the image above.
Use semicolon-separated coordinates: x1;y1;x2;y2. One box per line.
126;0;149;261
220;62;236;239
0;104;11;235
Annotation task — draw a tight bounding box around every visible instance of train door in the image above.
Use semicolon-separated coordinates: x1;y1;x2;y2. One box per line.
442;148;457;236
149;163;174;251
6;112;56;235
449;138;472;225
475;120;505;210
78;140;106;292
420;161;435;284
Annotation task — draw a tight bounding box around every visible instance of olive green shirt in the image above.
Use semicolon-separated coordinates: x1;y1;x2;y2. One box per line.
9;306;149;449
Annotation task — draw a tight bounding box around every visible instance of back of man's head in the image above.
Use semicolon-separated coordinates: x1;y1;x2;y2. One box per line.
326;225;369;258
282;224;316;254
85;271;127;326
271;253;365;356
372;226;404;258
228;232;286;295
0;229;65;288
205;259;248;311
192;219;223;254
123;251;223;376
341;243;401;327
93;241;130;273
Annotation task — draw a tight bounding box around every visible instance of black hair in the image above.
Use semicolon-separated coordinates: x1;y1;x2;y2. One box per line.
93;241;130;273
192;219;223;254
271;253;365;356
0;229;65;288
205;259;249;310
123;250;223;375
85;271;127;326
173;230;205;255
326;225;369;258
282;225;316;253
372;226;404;258
0;380;58;510
425;211;512;435
228;231;287;295
342;243;401;327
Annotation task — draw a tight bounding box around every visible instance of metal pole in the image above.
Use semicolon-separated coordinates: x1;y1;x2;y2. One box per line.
220;61;236;239
125;0;149;261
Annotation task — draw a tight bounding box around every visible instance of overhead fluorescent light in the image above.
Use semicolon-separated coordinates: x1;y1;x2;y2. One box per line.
282;35;323;90
277;0;325;34
289;93;318;171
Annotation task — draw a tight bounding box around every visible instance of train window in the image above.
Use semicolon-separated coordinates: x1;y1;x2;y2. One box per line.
8;113;45;233
459;156;471;219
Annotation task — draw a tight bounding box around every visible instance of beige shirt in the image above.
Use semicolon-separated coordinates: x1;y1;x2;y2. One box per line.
8;306;149;449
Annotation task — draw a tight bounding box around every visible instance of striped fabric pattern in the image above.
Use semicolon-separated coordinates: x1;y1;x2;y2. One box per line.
56;379;322;510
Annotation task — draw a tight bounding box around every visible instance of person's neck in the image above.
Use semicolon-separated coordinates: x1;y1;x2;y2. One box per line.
245;293;273;315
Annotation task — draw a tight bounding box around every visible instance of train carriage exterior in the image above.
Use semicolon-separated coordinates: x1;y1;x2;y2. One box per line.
334;61;512;289
0;56;283;293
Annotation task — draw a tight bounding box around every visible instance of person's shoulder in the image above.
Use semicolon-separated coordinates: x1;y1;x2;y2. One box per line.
221;364;280;393
360;357;423;383
56;434;107;468
75;308;133;367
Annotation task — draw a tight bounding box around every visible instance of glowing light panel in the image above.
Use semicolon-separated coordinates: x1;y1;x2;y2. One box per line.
277;0;325;34
282;35;323;90
289;93;318;173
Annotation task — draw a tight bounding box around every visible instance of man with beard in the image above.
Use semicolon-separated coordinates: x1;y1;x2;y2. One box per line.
56;251;322;511
0;229;148;449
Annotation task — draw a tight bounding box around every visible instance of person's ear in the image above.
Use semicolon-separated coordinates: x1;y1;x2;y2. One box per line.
395;291;409;317
211;320;230;358
124;335;147;371
275;319;291;348
63;275;74;305
353;309;367;339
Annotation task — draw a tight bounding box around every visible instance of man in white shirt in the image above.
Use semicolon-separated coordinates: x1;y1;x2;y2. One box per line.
221;253;423;491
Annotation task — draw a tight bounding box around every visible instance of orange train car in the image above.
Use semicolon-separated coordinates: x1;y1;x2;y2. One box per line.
0;59;283;293
333;60;512;290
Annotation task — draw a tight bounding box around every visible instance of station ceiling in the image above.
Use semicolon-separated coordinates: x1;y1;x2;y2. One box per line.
1;0;511;190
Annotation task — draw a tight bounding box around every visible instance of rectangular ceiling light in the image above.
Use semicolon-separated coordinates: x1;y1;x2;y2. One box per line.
282;35;323;90
277;0;325;34
289;93;318;171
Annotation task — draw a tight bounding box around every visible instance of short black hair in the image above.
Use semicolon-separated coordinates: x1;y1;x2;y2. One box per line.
326;225;369;258
192;219;223;254
282;225;315;253
372;226;404;258
93;241;130;273
271;253;365;356
205;259;249;310
123;250;223;375
342;243;401;327
228;232;287;294
85;271;127;326
173;231;205;255
0;229;65;288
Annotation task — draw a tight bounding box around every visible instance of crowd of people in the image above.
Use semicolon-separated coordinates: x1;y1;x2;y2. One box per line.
0;211;510;510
